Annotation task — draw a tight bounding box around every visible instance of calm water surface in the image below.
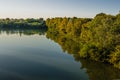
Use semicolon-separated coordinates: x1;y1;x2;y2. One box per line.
0;29;120;80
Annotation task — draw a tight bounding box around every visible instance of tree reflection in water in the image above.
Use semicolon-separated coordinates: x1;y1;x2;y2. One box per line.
46;31;120;80
0;28;47;36
1;28;120;80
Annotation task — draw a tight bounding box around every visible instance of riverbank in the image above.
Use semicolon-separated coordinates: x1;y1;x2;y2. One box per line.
46;13;120;69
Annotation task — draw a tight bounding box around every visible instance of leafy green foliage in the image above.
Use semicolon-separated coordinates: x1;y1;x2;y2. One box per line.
46;13;120;69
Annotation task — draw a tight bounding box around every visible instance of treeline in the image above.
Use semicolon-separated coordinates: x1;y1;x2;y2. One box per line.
46;13;120;69
46;17;92;36
0;18;47;29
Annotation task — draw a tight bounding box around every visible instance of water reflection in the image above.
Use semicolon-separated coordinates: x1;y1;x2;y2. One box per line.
0;29;88;80
0;28;46;36
80;59;120;80
0;29;120;80
46;31;120;80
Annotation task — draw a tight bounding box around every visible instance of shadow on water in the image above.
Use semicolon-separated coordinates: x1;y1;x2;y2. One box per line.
80;58;120;80
46;31;120;80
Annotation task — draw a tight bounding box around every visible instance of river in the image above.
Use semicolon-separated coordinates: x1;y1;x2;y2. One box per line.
0;29;120;80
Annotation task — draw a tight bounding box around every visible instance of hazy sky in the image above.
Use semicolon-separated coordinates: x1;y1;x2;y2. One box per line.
0;0;120;19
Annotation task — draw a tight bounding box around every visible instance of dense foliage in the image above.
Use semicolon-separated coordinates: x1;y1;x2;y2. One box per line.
0;18;47;29
46;13;120;69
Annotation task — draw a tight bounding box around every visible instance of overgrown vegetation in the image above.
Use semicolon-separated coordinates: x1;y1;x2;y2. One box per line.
46;13;120;69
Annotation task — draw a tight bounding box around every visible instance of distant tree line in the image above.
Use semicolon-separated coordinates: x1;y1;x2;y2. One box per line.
46;13;120;69
0;18;47;29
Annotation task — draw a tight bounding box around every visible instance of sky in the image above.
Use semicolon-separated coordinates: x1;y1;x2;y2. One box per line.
0;0;120;19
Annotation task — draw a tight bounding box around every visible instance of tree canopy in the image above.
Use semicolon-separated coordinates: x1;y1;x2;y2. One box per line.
46;13;120;69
